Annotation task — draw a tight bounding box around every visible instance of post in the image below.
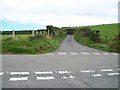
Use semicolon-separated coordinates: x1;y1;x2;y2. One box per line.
13;29;15;38
32;30;35;36
36;31;38;35
48;30;50;37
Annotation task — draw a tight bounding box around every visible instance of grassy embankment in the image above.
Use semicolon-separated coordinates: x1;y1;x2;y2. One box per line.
2;31;66;54
74;23;119;53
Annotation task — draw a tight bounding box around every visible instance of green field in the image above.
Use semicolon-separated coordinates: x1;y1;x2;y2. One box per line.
74;23;119;53
88;24;118;39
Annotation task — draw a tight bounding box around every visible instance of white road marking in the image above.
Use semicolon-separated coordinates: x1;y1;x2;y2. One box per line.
10;72;29;75
81;52;90;55
100;69;113;72
81;70;94;73
92;52;101;55
57;52;67;55
69;75;76;79
37;76;55;80
47;53;54;55
63;75;76;79
63;76;69;79
93;74;102;77
0;72;3;75
102;53;110;55
9;77;28;81
57;71;71;74
111;53;118;55
108;73;120;76
69;52;78;55
117;68;120;70
35;71;53;75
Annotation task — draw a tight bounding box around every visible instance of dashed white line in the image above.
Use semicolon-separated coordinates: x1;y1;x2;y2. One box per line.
92;52;101;55
81;52;90;55
100;69;113;72
10;72;29;75
37;76;55;80
0;72;3;75
63;76;69;79
57;71;71;74
81;70;94;73
69;52;79;55
102;53;110;55
69;75;76;79
63;75;76;79
57;52;67;55
35;71;53;75
93;74;102;77
117;68;120;70
111;53;118;55
9;77;28;81
108;73;120;76
47;53;54;55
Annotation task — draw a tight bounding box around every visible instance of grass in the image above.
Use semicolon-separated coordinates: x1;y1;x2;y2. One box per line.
2;34;66;54
88;24;118;39
74;23;119;53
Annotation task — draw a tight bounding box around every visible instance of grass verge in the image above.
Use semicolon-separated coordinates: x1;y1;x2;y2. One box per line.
2;34;66;54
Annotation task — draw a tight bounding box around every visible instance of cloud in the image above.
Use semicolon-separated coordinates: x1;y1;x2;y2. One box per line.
0;0;119;27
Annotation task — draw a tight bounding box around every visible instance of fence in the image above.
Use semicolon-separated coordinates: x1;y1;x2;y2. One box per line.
1;29;50;38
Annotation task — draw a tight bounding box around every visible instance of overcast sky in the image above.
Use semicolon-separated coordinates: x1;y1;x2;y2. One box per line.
0;0;119;30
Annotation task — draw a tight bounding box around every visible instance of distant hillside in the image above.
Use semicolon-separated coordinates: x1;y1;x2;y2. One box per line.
88;23;118;39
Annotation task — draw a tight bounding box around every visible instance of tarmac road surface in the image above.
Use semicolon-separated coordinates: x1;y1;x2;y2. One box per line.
1;35;119;88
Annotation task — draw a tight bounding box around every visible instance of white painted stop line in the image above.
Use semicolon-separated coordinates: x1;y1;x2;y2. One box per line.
57;71;71;74
69;52;79;55
102;53;110;55
9;77;28;81
35;71;53;74
100;69;113;72
92;52;101;55
0;72;3;75
93;74;102;77
37;76;55;80
10;72;29;75
108;73;120;76
111;53;118;55
81;70;94;73
57;52;67;55
81;52;90;55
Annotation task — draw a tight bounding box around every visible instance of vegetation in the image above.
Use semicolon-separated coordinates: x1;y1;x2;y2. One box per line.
74;23;119;53
2;26;67;54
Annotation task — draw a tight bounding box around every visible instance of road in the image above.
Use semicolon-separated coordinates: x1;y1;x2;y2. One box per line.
1;35;119;88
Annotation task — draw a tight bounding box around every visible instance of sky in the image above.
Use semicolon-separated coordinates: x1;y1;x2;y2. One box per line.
0;0;119;31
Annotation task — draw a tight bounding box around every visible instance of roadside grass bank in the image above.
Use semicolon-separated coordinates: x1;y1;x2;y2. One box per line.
2;31;66;54
74;23;119;53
